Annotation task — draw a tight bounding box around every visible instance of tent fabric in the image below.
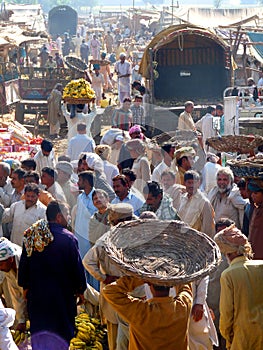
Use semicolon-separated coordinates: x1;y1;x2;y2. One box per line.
139;24;229;78
247;32;263;63
0;26;43;47
171;7;263;28
0;38;10;46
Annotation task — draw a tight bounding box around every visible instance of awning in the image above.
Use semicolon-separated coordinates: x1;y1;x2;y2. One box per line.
0;38;10;46
0;26;44;47
247;32;263;63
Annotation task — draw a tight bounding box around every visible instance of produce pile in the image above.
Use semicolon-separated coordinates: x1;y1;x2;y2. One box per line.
63;79;96;101
70;313;107;350
11;328;30;347
0;119;42;160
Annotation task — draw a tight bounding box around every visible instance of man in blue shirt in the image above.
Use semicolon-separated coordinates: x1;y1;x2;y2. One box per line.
111;175;143;216
74;171;97;258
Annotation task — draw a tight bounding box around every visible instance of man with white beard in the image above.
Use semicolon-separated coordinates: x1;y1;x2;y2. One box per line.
208;168;247;229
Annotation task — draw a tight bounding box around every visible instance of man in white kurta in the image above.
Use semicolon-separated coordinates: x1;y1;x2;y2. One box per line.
177;170;218;349
0;162;13;208
114;53;131;103
41;167;66;203
62;103;97;141
208;168;247;229
151;143;177;183
34;139;56;175
0;184;46;246
67;124;95;161
195;106;217;151
200;153;222;194
178;170;215;237
189;277;218;350
160;170;185;211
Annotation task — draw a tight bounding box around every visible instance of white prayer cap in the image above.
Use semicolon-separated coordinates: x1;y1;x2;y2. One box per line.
56;161;73;175
119;52;126;58
0;238;16;261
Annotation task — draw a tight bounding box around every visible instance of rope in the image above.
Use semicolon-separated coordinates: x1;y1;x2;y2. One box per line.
178;33;184;52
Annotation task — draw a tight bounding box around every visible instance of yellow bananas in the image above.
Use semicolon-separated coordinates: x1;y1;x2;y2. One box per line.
11;329;29;346
63;79;96;100
70;313;105;350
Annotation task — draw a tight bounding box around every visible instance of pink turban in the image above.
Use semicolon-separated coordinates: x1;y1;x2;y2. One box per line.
129;125;143;139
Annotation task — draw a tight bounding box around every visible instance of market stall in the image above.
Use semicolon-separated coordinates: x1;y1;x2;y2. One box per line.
0;119;43;162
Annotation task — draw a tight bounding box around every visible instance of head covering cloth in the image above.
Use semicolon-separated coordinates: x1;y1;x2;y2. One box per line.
214;224;253;258
0;238;16;261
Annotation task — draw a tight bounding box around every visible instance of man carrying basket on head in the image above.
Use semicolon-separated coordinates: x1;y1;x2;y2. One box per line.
103;276;192;350
99;215;221;350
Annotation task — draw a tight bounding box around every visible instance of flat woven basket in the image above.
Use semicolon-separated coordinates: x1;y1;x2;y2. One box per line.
104;219;221;286
152;130;198;146
227;156;263;178
206;134;263;153
64;56;88;73
63;96;92;104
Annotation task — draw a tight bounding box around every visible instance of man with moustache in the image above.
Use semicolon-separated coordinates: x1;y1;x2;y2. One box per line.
208;168;247;229
111;175;143;216
0;183;46;246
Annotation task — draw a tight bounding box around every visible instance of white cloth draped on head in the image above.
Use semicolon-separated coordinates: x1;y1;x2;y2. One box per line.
0;238;15;262
81;152;105;174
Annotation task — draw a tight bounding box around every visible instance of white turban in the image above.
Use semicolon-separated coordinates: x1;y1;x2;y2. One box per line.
0;238;15;262
81;152;105;174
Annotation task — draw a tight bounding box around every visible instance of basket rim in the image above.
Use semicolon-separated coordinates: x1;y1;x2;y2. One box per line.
104;219;221;286
206;134;263;153
64;55;88;72
63;97;93;105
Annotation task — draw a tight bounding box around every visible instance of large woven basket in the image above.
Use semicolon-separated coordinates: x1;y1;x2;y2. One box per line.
104;220;221;286
152;130;198;146
64;56;88;73
227;156;263;178
206;135;263;153
63;97;92;104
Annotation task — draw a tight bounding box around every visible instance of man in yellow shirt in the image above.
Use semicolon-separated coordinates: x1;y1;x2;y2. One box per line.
178;101;196;131
215;225;263;350
103;276;192;350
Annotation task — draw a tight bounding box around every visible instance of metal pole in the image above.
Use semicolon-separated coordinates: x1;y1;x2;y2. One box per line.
171;0;174;25
149;48;154;104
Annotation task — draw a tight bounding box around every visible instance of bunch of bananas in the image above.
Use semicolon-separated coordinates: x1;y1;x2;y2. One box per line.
70;313;106;350
11;329;30;346
63;79;96;100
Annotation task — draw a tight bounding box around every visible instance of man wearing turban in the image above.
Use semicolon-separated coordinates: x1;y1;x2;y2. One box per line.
0;238;26;332
214;225;263;350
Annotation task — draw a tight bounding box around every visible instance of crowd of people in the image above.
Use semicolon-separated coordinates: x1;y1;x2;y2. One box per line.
0;88;262;350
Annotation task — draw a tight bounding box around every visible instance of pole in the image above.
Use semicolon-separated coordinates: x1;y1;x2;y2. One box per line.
171;0;174;25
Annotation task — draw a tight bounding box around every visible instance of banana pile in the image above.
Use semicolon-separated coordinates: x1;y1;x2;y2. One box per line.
63;79;96;100
70;313;106;350
11;329;30;346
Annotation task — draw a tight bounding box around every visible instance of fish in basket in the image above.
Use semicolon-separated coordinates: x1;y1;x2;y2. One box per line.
63;78;96;104
64;56;88;73
227;155;263;178
206;134;263;154
104;219;221;286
